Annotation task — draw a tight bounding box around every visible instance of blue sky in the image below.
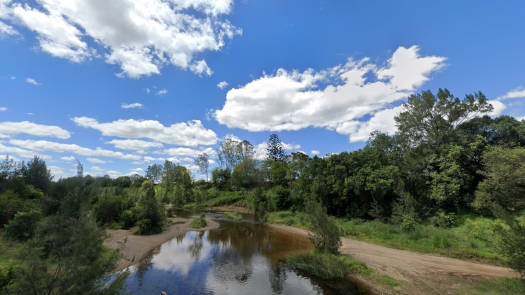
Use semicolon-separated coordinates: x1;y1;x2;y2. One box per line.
0;0;524;179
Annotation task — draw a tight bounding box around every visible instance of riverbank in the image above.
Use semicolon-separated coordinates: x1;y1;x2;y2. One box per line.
104;217;219;271
270;223;518;295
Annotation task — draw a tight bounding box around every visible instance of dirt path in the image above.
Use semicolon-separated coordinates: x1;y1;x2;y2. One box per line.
270;224;518;295
104;217;219;271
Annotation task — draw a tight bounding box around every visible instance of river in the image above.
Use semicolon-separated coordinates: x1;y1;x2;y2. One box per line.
120;212;368;295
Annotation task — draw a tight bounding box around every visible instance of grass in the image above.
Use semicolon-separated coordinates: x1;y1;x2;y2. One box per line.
458;278;525;295
185;191;247;210
267;211;518;264
189;214;207;229
223;212;242;220
287;251;400;287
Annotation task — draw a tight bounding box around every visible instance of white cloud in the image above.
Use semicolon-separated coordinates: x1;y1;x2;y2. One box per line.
87;157;106;164
60;156;75;161
311;150;320;155
517;116;525;122
9;76;15;80
73;117;217;146
0;107;6;111
106;170;122;178
488;100;507;117
90;166;104;173
107;139;163;153
9;139;141;160
26;77;41;85
0;0;16;36
215;46;445;142
217;81;228;89
48;165;68;179
121;102;143;109
336;105;402;143
156;89;168;96
1;0;240;78
0;142;50;159
0;121;70;139
128;167;143;175
497;87;525;100
159;146;215;158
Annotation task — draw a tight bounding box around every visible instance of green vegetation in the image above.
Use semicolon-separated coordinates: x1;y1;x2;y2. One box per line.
223;212;242;220
1;88;524;293
288;252;366;280
268;211;516;263
459;278;525;295
190;214;207;229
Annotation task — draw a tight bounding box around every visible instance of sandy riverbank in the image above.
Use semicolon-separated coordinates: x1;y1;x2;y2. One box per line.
104;217;219;271
270;223;518;295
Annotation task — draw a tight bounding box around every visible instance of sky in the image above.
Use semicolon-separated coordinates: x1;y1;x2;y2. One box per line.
0;0;524;179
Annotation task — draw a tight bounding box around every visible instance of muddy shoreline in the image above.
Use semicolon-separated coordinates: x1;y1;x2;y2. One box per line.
104;217;219;271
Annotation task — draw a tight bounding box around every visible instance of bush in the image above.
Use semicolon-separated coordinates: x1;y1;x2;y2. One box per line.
121;209;136;229
5;209;41;241
190;214;207;229
401;214;417;232
306;199;341;254
498;222;525;277
430;211;457;228
223;212;241;220
287;252;368;280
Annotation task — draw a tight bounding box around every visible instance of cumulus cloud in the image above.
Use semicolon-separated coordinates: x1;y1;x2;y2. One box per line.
121;102;143;109
9;139;141;160
311;150;320;155
86;157;106;164
0;121;70;139
60;156;75;161
0;142;50;159
215;46;445;142
25;77;41;85
0;0;240;78
217;81;228;89
497;87;525;100
48;165;68;179
156;89;168;96
336;105;402;143
0;107;6;111
73;117;218;146
158;146;215;158
107;139;163;153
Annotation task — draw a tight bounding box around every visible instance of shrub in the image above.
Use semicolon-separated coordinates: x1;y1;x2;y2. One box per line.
121;209;136;229
5;209;41;241
190;214;207;229
287;252;368;280
306;199;341;254
401;214;417;232
430;211;457;228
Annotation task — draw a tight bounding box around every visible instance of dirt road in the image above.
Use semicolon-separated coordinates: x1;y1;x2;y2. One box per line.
270;224;518;295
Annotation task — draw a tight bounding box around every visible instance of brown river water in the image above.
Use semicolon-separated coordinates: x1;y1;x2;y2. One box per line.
120;213;369;295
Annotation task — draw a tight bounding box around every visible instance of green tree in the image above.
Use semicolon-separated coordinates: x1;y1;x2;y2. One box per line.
305;199;341;254
24;156;52;193
136;180;165;234
194;153;210;181
267;134;286;161
474;147;525;277
145;164;163;184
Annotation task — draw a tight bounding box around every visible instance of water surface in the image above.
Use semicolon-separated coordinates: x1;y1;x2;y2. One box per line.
123;218;367;295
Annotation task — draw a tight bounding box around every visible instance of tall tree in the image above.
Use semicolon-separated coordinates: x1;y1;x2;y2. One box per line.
24;156;52;193
145;163;163;184
194;153;210;181
395;89;493;149
267;134;286;161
